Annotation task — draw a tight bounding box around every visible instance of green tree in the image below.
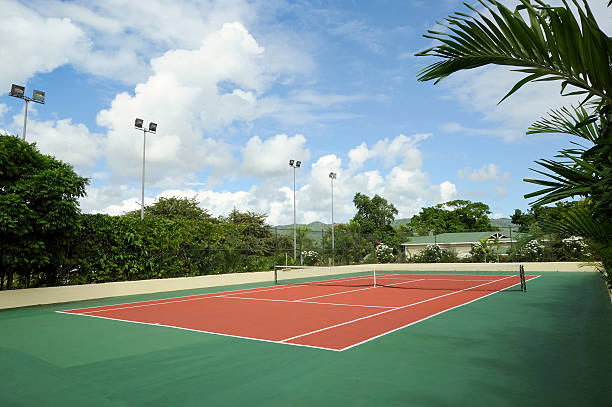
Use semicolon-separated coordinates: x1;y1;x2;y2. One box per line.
416;0;612;284
409;200;494;233
0;135;88;289
352;193;398;242
126;196;212;220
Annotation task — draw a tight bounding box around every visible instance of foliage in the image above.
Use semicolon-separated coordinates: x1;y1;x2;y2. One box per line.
375;243;395;263
352;193;398;242
126;196;212;220
416;0;612;285
301;250;319;266
414;244;443;263
0;135;88;289
409;200;494;234
470;239;493;263
325;221;372;265
511;201;578;233
517;240;546;262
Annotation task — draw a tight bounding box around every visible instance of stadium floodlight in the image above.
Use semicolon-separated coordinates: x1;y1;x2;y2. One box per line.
289;159;302;260
329;172;337;266
9;84;46;140
134;118;158;220
10;84;25;98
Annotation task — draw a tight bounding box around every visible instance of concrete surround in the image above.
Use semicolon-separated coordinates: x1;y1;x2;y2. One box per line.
0;262;601;310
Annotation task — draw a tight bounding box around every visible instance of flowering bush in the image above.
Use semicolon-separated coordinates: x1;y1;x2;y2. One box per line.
376;243;394;263
518;240;545;261
559;236;589;260
301;250;319;266
419;244;443;263
470;239;491;262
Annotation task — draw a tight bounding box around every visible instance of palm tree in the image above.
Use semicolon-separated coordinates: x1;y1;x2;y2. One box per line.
416;0;611;285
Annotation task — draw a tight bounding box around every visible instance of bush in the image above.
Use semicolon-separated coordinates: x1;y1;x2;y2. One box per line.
301;250;319;266
375;243;394;263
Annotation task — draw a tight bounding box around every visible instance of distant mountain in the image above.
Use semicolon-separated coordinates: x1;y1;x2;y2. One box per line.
490;218;518;229
275;218;518;231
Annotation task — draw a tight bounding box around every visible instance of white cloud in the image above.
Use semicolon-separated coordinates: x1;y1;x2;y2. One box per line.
240;134;311;178
458;164;510;183
0;3;89;88
494;186;508;198
348;133;431;170
438;181;458;203
84;132;456;223
95;22;283;186
13;116;104;170
0;104;8;121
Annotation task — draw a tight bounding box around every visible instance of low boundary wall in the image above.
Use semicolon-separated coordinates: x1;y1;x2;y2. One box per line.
0;262;600;310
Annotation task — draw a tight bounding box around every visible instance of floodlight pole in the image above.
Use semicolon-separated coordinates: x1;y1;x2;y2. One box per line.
135;119;157;220
9;84;45;141
289;159;301;260
293;167;297;260
140;129;147;220
329;172;337;266
22;99;29;141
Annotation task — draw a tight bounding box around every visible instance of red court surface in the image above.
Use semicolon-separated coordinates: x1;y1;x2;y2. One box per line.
58;273;539;351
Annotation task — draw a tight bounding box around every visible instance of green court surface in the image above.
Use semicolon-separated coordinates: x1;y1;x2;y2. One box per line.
1;271;610;406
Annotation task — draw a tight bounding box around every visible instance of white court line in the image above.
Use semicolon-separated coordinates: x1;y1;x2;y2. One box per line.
279;275;516;343
56;274;541;352
339;274;542;351
294;279;426;301
217;295;394;309
60;283;302;313
55;311;342;352
61;273;376;314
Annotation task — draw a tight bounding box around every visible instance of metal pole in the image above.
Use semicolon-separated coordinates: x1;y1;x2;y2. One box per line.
22;99;29;141
141;129;146;220
293;165;297;260
331;176;335;266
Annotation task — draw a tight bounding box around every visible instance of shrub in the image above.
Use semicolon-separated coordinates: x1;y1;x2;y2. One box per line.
375;243;394;263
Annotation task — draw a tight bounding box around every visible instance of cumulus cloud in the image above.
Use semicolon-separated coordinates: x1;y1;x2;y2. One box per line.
458;163;510;183
95;22;285;186
84;132;457;224
0;2;89;88
240;134;310;178
11;115;104;171
348;133;431;170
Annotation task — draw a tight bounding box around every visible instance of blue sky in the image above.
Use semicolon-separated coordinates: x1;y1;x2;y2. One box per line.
1;0;610;224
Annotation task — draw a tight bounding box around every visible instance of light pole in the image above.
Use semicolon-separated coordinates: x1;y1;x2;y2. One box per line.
9;84;45;141
289;159;301;260
329;172;337;266
134;118;157;220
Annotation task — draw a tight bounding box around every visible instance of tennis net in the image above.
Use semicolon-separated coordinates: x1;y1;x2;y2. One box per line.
273;265;528;292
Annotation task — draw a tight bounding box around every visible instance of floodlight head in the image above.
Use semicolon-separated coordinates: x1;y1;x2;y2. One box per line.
10;84;25;99
289;159;294;166
296;161;301;168
32;89;45;104
135;118;144;129
148;122;157;132
329;172;336;179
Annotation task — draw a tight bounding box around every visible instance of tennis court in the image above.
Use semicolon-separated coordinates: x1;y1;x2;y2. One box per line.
58;271;538;351
1;269;610;406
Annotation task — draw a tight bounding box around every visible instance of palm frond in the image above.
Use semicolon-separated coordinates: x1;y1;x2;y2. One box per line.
415;0;612;105
528;105;599;142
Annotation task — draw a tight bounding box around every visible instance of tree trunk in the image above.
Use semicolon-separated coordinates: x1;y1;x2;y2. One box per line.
7;270;13;289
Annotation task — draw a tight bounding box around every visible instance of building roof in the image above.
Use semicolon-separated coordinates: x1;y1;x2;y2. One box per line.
402;231;525;245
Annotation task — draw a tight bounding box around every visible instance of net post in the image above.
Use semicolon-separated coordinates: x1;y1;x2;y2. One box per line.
522;265;527;292
373;268;376;287
274;265;278;285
